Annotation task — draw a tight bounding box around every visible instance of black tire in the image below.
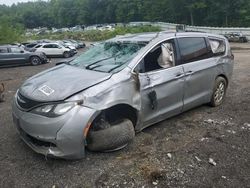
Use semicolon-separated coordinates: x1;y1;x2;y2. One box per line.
63;51;71;58
0;93;4;102
86;119;135;152
30;56;41;66
210;77;227;107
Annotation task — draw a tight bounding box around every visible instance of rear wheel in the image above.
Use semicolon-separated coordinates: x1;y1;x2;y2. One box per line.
86;119;135;152
210;77;227;107
30;56;41;66
63;51;70;58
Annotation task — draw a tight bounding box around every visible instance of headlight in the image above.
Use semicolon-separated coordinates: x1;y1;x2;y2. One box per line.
53;102;77;115
31;101;82;117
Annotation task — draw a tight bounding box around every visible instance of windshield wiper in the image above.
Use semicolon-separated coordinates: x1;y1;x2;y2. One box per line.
85;57;114;70
107;62;127;73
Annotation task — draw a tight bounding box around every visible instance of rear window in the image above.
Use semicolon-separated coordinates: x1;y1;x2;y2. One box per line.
208;38;226;56
26;43;37;48
10;47;22;53
43;44;53;48
35;44;42;48
177;37;210;64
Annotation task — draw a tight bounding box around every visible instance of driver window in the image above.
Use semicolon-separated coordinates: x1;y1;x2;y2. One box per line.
135;40;175;73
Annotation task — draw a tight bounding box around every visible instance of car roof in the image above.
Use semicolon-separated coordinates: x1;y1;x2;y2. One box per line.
108;31;225;43
109;32;159;43
40;42;61;45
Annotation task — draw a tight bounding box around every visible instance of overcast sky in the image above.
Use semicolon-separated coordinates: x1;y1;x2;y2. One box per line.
0;0;47;6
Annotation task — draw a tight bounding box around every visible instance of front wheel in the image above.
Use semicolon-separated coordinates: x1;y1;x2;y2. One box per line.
30;56;41;66
210;77;227;107
63;51;71;58
86;119;135;152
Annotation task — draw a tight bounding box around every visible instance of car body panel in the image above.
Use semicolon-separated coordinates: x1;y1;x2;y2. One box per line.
19;64;112;102
182;58;217;111
138;66;185;127
12;98;98;159
12;32;234;159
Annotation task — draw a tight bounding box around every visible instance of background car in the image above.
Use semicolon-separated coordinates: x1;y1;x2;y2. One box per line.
24;42;39;51
0;45;49;67
32;43;75;58
224;32;248;43
56;41;77;54
68;39;86;48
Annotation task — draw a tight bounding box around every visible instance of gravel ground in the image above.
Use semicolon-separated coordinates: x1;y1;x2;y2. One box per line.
0;43;249;188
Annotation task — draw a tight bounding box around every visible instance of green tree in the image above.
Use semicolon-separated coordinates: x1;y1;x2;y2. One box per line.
0;17;24;44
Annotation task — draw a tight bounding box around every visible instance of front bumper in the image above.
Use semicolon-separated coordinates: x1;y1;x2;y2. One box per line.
12;99;98;159
42;59;51;64
70;49;77;55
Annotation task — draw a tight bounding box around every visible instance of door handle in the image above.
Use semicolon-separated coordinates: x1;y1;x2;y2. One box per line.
186;71;193;75
175;72;184;78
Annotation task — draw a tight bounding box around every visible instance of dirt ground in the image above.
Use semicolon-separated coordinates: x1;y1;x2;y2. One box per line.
0;43;249;188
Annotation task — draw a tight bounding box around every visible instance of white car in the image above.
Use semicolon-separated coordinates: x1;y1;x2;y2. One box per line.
55;41;77;53
33;43;74;58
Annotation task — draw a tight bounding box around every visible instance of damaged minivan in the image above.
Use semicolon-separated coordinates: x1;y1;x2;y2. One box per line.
12;32;234;159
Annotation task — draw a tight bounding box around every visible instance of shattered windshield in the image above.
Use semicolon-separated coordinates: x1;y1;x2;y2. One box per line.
69;41;147;73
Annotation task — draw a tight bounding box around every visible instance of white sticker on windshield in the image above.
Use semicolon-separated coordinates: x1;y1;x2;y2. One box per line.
38;85;55;96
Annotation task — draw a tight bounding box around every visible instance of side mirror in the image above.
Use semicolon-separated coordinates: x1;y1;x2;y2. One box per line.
20;50;24;53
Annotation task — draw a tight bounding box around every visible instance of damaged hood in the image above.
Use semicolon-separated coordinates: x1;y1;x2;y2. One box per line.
19;64;112;102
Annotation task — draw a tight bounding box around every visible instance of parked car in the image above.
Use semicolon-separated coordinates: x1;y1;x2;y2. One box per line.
224;32;248;43
24;42;39;51
68;39;86;48
24;40;51;51
0;45;49;67
55;41;78;54
62;40;79;49
12;32;234;159
32;43;75;58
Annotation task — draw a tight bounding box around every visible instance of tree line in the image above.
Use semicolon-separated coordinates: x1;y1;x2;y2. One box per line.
0;0;250;29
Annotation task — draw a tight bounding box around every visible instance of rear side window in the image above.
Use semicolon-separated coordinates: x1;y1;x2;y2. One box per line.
26;43;37;48
208;38;226;56
10;47;22;53
35;44;42;48
177;37;210;64
0;47;8;53
43;44;53;48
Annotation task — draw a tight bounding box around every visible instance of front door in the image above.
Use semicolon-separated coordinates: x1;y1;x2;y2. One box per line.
136;39;185;127
9;47;26;65
0;47;10;66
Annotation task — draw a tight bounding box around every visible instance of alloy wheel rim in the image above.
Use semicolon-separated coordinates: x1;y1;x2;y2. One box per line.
32;57;39;65
214;82;225;103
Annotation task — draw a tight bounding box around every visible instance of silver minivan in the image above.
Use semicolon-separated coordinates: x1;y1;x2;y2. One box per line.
12;32;234;159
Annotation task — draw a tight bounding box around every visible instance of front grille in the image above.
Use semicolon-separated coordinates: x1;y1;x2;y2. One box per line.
26;134;56;148
17;92;43;110
19;126;56;148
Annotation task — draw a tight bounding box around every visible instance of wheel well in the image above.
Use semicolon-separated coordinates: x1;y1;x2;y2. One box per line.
30;55;40;60
93;104;138;128
217;74;228;87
